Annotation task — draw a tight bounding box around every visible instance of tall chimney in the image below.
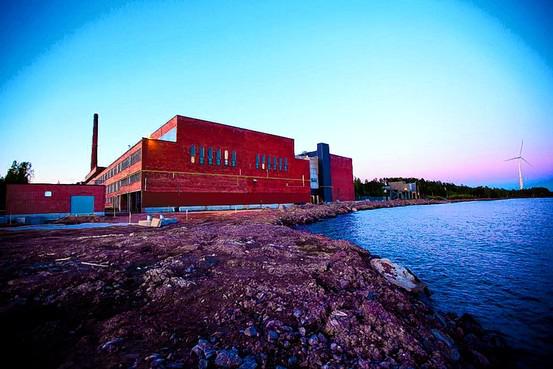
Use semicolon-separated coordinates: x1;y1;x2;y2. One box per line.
91;113;98;170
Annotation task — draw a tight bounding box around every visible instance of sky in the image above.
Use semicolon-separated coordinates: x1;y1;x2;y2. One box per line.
1;0;552;190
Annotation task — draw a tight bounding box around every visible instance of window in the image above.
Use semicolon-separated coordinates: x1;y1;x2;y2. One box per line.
44;191;52;197
273;157;277;171
216;148;221;165
208;147;213;165
129;149;141;165
199;146;205;164
158;127;177;142
231;151;237;167
261;154;265;170
279;158;283;171
190;145;196;163
284;158;288;171
224;150;229;166
267;154;271;170
256;154;259;169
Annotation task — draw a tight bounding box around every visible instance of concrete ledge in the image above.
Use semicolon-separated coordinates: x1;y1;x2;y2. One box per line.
2;212;105;225
177;203;294;212
144;207;176;213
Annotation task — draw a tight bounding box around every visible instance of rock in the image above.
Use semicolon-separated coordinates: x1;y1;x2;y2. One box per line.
238;355;257;369
267;330;279;341
370;258;426;292
308;334;319;346
215;348;243;368
431;329;455;349
287;355;298;366
146;353;165;368
192;339;215;359
293;308;302;318
366;291;378;300
244;326;258;337
450;347;461;361
166;362;185;369
298;327;306;336
98;337;124;352
470;349;491;367
198;359;208;369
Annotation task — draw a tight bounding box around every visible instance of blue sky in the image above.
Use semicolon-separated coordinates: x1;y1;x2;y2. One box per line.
1;0;552;189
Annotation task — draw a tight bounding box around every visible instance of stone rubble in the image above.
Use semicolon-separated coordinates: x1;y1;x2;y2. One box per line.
0;200;514;368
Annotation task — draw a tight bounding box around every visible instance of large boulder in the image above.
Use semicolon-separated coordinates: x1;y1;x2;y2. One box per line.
370;258;426;292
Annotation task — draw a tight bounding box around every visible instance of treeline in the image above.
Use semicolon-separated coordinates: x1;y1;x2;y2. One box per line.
354;177;553;199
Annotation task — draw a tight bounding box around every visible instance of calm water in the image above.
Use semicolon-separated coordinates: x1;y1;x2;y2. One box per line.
301;198;553;368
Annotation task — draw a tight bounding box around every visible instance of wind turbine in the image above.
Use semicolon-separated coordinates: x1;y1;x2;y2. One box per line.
505;140;532;190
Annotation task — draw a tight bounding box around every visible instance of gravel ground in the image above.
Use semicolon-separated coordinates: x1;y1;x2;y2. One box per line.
0;200;513;369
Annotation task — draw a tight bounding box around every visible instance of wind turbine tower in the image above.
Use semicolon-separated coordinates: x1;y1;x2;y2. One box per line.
505;140;532;190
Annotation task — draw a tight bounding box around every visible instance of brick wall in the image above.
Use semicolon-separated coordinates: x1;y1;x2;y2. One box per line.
6;184;105;214
330;154;355;201
90;115;311;208
141;116;310;207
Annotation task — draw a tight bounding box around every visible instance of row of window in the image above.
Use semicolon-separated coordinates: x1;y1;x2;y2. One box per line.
190;145;237;167
256;154;288;172
106;172;141;194
98;149;142;184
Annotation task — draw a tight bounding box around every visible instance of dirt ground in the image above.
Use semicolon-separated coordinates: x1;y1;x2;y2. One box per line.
0;200;513;369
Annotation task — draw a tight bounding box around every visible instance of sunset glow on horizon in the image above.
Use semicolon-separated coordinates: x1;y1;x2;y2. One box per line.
1;0;552;189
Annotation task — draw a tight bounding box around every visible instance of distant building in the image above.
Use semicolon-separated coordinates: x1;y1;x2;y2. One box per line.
384;181;419;200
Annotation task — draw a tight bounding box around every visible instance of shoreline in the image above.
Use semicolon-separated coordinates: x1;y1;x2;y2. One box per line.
0;199;514;368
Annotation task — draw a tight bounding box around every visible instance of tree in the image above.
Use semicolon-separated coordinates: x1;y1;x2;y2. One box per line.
5;161;33;184
0;161;33;211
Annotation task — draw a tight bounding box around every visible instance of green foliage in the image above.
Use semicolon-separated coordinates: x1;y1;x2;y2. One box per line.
354;177;385;199
5;161;33;184
354;176;553;200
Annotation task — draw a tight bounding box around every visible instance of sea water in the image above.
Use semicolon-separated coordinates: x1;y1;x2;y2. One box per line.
301;198;553;369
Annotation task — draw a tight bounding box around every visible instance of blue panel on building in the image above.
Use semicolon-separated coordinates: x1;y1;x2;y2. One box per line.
317;143;333;202
70;196;95;214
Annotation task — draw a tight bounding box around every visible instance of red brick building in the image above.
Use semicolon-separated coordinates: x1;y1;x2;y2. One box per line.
330;154;355;201
6;184;105;218
85;115;354;211
297;143;355;203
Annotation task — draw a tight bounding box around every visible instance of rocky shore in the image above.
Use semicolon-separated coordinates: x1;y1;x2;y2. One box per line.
0;200;513;369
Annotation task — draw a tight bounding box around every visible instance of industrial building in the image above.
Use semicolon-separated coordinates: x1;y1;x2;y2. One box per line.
5;183;105;221
297;144;355;203
85;114;354;212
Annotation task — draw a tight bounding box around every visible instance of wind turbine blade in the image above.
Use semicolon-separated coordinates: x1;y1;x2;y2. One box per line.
505;157;520;161
521;157;533;166
519;139;523;156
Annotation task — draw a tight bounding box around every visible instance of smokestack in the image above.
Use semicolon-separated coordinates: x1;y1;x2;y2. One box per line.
91;113;98;170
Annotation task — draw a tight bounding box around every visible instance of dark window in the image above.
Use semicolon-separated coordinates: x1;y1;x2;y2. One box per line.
267;155;271;170
231;151;237;167
190;145;196;163
284;158;288;171
200;146;205;165
273;157;277;171
279;158;283;171
256;154;259;169
216;148;221;165
130;150;141;165
208;147;213;165
261;154;265;169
